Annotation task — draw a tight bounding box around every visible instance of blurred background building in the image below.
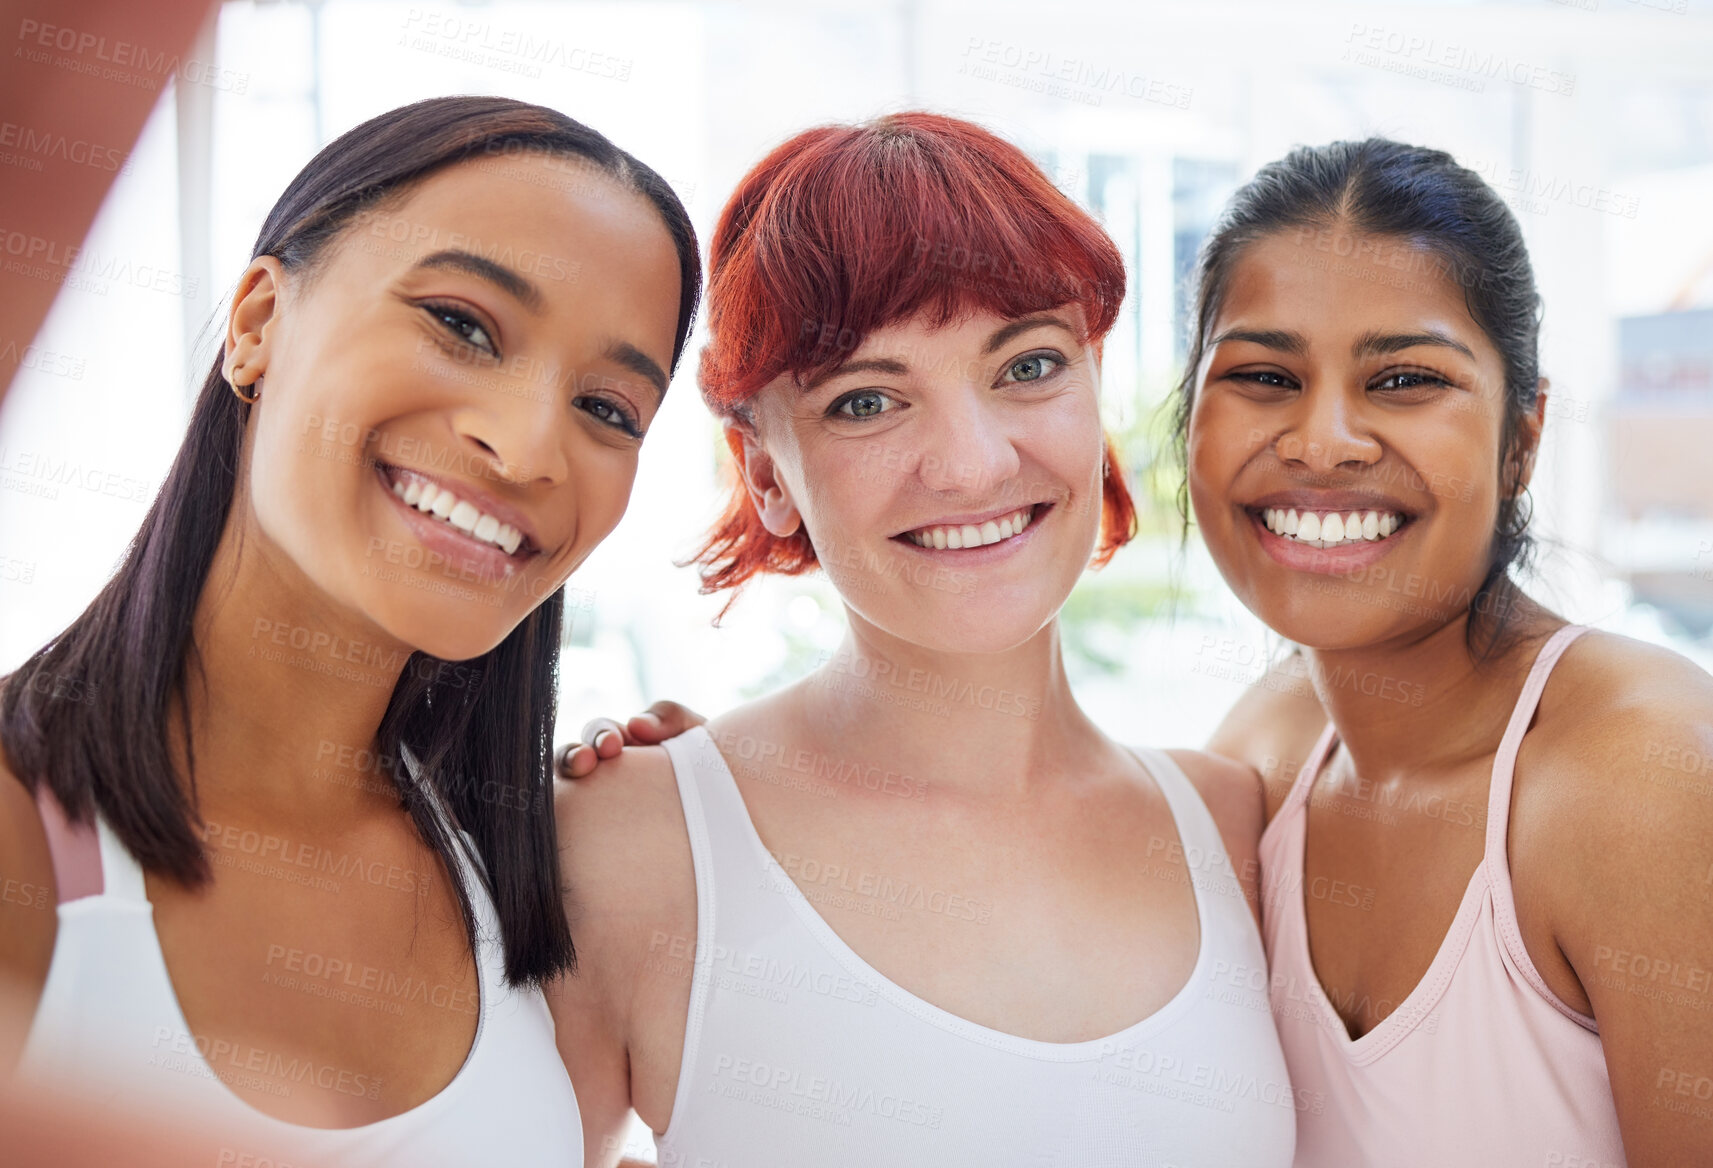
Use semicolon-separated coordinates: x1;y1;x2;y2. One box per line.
3;0;1711;761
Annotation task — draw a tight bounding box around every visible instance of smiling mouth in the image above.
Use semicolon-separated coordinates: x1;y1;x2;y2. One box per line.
1252;506;1410;549
900;504;1044;550
377;463;537;558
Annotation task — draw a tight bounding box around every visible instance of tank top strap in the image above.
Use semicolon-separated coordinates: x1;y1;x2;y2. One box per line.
1482;624;1589;864
1132;747;1227;862
91;812;148;901
1285;721;1340;816
1131;746;1255;922
1482;623;1597;1029
660;725;769;876
33;785;104;903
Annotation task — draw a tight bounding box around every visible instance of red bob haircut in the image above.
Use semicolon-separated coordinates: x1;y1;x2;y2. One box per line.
692;111;1138;597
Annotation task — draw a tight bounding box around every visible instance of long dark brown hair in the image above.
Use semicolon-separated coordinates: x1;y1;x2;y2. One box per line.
0;96;702;986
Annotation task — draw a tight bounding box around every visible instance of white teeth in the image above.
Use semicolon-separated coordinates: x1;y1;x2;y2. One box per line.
448;500;481;533
1261;506;1405;548
908;507;1035;551
388;471;526;557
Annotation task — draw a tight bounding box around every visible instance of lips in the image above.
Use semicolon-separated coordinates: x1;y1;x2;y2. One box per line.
375;462;541;562
896;502;1052;552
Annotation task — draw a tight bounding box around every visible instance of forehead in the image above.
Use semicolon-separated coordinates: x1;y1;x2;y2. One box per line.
327;150;681;355
1214;230;1498;363
338;152;669;291
845;303;1089;359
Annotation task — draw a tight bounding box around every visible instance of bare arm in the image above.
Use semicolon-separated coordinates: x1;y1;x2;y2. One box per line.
0;753;57;1070
548;747;697;1166
0;0;221;408
1536;640;1713;1165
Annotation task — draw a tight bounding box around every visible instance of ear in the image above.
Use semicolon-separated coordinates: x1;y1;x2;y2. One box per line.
1508;376;1550;494
726;419;802;539
223;257;284;388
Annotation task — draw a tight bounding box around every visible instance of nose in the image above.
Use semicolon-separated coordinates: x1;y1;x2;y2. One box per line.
913;383;1022;496
448;388;571;488
1274;379;1382;476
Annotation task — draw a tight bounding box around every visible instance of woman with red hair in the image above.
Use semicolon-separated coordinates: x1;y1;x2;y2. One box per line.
548;113;1296;1166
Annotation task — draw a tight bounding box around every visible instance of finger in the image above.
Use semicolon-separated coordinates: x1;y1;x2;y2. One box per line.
555;742;596;780
579;717;627;752
629;700;706;743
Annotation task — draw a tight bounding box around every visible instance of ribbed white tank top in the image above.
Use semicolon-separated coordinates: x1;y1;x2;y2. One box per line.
19;792;582;1166
654;725;1298;1167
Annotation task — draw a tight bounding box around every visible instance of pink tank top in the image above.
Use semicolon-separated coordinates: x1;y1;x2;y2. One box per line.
1258;624;1627;1167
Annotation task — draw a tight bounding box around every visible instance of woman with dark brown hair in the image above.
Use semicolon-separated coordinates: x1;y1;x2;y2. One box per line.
0;95;698;1166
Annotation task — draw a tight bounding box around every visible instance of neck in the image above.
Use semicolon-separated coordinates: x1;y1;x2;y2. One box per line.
797;612;1103;798
178;512;411;826
1302;603;1558;783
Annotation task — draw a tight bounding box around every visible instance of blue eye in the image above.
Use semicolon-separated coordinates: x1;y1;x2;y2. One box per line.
832;391;894;419
1006;354;1061;383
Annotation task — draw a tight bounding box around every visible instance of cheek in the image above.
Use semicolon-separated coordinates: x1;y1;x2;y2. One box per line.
1184;399;1250;527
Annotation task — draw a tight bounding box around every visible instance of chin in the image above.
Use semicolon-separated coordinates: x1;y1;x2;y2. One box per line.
853;584;1063;657
368;596;522;667
1246;585;1435;653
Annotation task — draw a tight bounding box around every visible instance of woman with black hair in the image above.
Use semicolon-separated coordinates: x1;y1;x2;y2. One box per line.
1182;139;1713;1166
0;95;699;1166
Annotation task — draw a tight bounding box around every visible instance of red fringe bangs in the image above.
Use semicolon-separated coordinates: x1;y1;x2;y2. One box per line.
691;112;1137;599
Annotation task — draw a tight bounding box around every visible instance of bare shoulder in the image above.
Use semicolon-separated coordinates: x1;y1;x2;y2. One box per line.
1161;748;1265;922
0;739;58;1065
1203;651;1328;822
1531;629;1713;792
1162;749;1265;846
554;743;692;923
1522;629;1713;917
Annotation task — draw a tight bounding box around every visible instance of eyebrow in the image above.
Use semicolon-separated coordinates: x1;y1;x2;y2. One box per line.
982;312;1079;356
1210;327;1478;362
1208;328;1308;356
804;313;1077;391
604;341;670;400
1351;329;1476;361
413;249;543;314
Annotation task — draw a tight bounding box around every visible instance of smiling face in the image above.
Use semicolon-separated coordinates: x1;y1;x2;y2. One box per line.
737;308;1107;654
229;151;682;661
1187;228;1540;651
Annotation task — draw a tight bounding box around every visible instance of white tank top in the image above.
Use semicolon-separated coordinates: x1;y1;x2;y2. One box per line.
19;791;582;1167
654;726;1298;1167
